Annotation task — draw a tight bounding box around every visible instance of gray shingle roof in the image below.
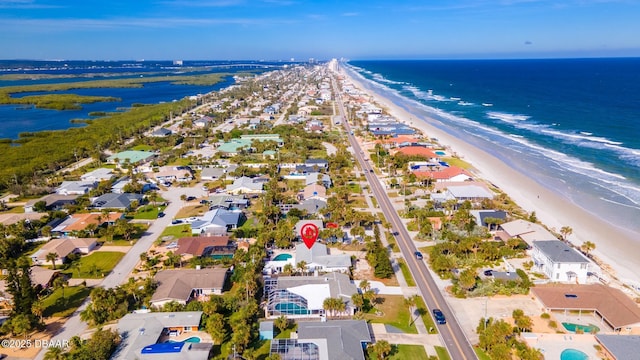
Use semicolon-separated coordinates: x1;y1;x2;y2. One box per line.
596;335;640;359
297;320;371;360
533;240;589;263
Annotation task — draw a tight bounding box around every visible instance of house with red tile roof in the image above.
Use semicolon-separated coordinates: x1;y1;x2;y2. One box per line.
413;165;473;182
176;235;235;257
393;146;439;161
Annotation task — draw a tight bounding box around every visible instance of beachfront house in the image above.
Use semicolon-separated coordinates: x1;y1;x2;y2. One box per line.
532;240;591;283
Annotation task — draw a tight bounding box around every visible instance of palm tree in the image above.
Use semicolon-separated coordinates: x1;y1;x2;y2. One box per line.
53;276;69;301
404;295;418;325
282;263;294;275
560;226;573;241
372;340;392;360
581;241;596;257
296;261;307;276
46;252;58;270
359;279;371;293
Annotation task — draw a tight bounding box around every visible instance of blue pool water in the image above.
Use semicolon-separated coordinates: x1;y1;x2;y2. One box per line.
275;302;310;315
166;336;201;343
435;151;446;155
273;254;292;261
560;349;588;360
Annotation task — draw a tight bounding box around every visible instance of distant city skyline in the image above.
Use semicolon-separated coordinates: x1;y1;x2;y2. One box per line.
2;0;640;60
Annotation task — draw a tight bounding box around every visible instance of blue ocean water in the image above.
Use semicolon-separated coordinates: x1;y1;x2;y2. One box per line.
0;60;294;139
346;58;640;234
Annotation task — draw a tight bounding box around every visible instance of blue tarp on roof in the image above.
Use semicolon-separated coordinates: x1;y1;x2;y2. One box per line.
141;342;185;354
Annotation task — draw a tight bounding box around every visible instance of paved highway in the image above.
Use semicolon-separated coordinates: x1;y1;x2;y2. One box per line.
330;72;478;360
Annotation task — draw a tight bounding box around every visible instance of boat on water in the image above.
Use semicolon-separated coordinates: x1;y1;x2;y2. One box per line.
482;103;493;107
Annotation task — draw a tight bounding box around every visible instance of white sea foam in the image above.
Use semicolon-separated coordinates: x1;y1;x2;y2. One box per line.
343;62;640;207
486;111;531;123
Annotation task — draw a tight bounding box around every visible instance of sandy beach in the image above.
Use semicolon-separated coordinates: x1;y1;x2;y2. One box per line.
337;65;640;286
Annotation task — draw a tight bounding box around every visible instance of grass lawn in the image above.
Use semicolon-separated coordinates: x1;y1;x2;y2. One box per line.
61;251;125;278
130;144;153;151
435;346;451;360
159;224;191;240
397;258;415;287
42;285;92;317
415;296;437;334
474;347;491;360
442;157;471;170
175;204;208;218
132;204;166;220
364;295;417;334
348;182;362;193
389;344;429;360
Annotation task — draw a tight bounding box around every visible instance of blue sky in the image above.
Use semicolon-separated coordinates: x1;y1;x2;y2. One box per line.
2;0;640;60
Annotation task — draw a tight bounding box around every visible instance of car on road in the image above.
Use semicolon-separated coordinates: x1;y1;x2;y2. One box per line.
414;251;423;260
432;308;446;324
186;196;196;201
483;269;493;276
157;212;165;218
171;219;182;225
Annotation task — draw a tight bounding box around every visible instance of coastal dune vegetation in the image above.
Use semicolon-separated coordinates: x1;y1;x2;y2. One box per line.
0;99;193;193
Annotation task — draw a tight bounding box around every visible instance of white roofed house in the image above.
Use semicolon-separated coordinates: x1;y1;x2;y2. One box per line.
294;243;352;274
532;240;592;283
189;208;244;235
225;176;264;195
263;272;358;319
56;180;97;195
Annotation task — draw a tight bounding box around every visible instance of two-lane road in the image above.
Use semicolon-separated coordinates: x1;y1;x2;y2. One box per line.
331;74;478;360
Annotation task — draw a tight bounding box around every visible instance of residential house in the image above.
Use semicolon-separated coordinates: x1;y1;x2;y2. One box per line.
532;240;591;283
496;219;557;244
24;194;77;213
148;166;193;183
393;146;439;162
532;284;640;333
176;236;236;258
301;184;326;201
189;208;244;235
31;238;98;266
226;176;264;195
263;272;358;319
194;116;214;127
91;193;143;210
51;212;123;237
107;150;156;166
305;172;332;187
150;268;229;308
596;335;640;358
270;320;371;360
206;194;248;210
470;210;508;230
80;168;115;182
294;243;352;274
56;180;97;195
0;213;46;226
200;167;226;181
304;158;328;170
115;311;212;360
30;266;60;289
151;128;172;137
217;139;252;157
413;165;473;183
445;184;494;202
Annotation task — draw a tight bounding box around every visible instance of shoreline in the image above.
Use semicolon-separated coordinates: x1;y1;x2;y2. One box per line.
337;64;640;286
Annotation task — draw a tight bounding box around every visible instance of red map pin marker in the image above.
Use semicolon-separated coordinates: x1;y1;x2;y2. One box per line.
300;223;319;249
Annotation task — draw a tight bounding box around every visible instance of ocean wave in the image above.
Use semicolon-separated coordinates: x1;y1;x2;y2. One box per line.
343;62;638;193
486;111;530;123
539;128;623;146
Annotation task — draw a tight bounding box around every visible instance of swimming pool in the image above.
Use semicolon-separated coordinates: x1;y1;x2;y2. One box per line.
435;150;447;156
166;336;201;343
273;254;292;261
562;322;599;334
560;349;588;360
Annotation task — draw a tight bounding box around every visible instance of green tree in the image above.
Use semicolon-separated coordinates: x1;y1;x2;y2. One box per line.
206;312;227;345
274;315;289;333
559;226;573;241
46;252;58;270
53;276;69;302
372;340;392;360
581;241;595;256
458;269;477;292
